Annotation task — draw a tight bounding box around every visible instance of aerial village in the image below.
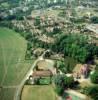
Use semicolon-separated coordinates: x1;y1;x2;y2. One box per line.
0;0;98;100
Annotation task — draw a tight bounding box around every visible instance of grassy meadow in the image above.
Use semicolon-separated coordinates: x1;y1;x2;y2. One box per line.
21;85;57;100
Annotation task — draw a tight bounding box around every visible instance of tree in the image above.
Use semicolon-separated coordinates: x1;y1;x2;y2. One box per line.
90;71;98;84
57;60;74;73
53;33;97;63
34;17;40;26
54;74;74;95
95;64;98;70
90;16;98;23
54;75;65;95
55;85;64;96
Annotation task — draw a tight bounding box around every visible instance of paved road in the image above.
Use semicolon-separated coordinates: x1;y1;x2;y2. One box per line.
14;50;49;100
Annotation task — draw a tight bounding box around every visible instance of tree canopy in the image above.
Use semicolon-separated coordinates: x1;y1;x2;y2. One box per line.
52;34;98;63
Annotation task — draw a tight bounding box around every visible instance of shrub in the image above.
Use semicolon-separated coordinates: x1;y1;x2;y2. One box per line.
63;76;74;88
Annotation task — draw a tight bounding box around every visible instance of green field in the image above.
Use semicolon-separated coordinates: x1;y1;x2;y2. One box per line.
21;85;57;100
0;27;32;100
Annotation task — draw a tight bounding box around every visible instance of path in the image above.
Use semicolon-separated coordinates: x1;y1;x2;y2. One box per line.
14;50;49;100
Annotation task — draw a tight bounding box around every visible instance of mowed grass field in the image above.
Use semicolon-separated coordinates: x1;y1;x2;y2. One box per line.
0;27;32;100
21;85;57;100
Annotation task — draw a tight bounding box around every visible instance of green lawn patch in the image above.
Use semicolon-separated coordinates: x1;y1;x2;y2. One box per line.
21;85;57;100
39;77;51;85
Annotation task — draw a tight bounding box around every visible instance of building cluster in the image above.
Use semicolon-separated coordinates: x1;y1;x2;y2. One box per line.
29;59;56;85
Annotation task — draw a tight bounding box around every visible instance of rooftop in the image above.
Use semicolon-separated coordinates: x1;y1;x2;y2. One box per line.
33;70;53;77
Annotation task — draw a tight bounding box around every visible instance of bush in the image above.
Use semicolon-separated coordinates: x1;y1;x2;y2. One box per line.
90;71;98;84
63;76;74;88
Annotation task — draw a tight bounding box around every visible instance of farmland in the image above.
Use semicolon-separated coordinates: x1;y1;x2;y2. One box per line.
0;28;32;100
21;85;57;100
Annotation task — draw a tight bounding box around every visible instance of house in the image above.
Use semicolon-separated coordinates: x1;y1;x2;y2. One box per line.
73;64;90;79
33;70;53;78
80;64;89;78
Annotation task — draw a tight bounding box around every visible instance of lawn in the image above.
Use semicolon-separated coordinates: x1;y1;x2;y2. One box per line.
21;85;57;100
0;27;33;100
39;77;51;85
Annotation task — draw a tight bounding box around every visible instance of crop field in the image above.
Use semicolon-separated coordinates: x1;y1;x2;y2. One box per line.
21;85;57;100
0;27;32;100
